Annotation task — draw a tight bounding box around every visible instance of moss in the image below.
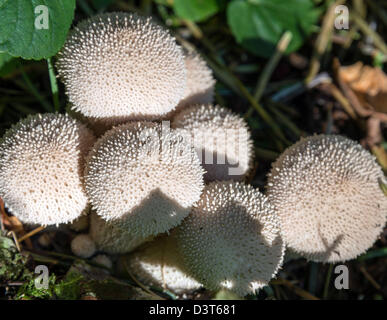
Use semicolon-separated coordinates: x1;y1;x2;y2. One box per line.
0;231;31;283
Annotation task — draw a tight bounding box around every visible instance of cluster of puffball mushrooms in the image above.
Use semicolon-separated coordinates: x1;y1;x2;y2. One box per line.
0;12;386;297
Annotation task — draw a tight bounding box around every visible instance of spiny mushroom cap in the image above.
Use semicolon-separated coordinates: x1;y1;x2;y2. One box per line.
172;104;253;182
89;211;153;254
85;121;204;239
0;113;95;226
56;12;186;119
177;50;215;108
176;181;285;297
71;234;96;258
128;234;202;294
267;134;387;263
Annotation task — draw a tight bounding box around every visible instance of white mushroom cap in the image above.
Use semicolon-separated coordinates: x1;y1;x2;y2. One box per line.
89;211;153;254
176;181;285;297
85;121;204;240
172;104;253;181
71;234;96;258
56;12;186;120
128;234;202;294
267;134;387;263
178;49;215;108
0;113;95;226
92;254;113;269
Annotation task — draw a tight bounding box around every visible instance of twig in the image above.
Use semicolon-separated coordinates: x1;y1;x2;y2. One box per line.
244;31;293;119
17;226;45;243
323;264;334;299
327;83;357;120
372;146;387;172
254;31;293;101
47;58;60;112
358;248;387;261
0;198;5;232
351;11;387;55
204;56;289;144
175;27;289;146
4;282;24;286
306;0;346;84
255;147;279;161
366;0;387;27
183;19;204;39
26;251;65;265
268;102;303;138
271;278;320;300
359;266;381;291
123;258;166;300
182;20;217;54
9;231;21;252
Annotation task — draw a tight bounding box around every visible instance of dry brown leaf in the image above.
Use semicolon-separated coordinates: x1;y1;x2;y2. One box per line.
338;62;387;114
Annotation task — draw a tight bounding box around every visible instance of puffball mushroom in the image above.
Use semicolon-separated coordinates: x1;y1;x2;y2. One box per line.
89;211;152;254
0;113;95;226
92;254;113;270
176;181;285;297
85;121;204;247
172;104;253;181
71;234;96;258
56;12;186;121
127;234;202;294
267;134;387;263
177;49;215;108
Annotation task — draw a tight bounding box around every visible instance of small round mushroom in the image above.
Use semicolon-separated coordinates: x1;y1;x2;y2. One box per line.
267;134;387;263
89;211;152;254
85;121;204;246
176;181;285;297
0;113;95;226
92;254;113;270
172;104;253;181
127;234;202;295
56;12;186;122
177;49;215;109
71;234;96;258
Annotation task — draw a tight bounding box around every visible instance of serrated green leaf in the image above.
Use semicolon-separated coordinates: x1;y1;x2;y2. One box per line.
0;0;76;60
227;0;320;58
173;0;221;22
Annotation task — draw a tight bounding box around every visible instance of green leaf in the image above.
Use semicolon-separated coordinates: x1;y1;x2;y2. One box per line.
173;0;221;22
0;0;76;60
227;0;320;58
0;51;12;67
